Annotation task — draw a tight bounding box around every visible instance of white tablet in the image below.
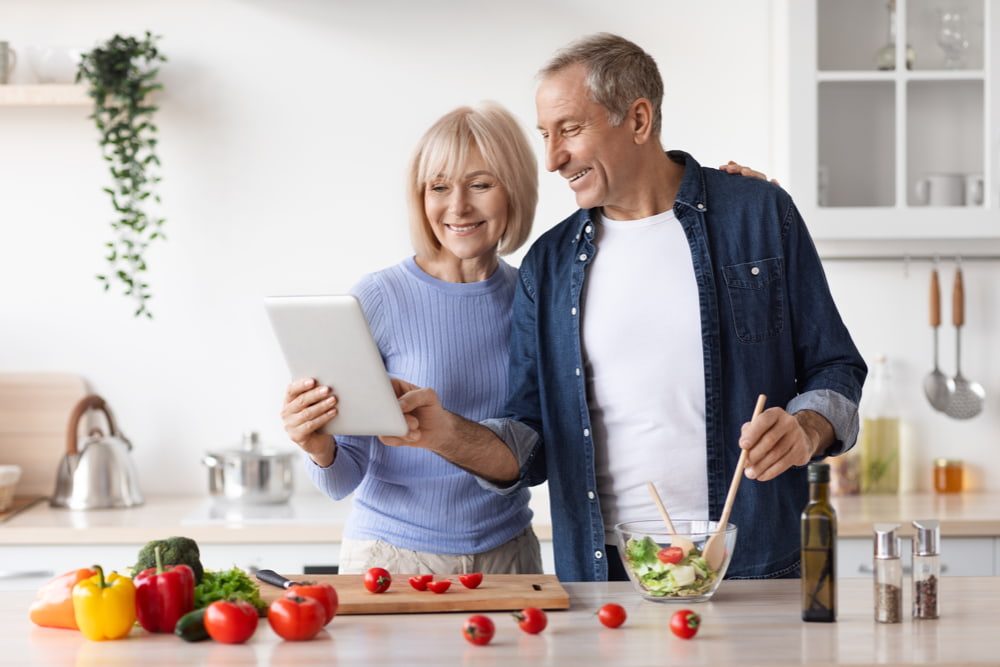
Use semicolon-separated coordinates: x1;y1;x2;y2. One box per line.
264;294;409;437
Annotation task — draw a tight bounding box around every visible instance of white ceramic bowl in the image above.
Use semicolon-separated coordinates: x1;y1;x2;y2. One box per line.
615;519;737;603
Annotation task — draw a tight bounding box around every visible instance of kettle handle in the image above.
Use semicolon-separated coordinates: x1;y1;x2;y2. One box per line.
65;394;127;455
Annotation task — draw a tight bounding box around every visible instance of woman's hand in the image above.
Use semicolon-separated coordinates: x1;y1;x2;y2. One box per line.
281;378;337;466
719;160;780;185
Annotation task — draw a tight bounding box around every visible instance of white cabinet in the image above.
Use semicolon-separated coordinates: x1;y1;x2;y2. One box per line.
838;536;995;578
782;0;999;240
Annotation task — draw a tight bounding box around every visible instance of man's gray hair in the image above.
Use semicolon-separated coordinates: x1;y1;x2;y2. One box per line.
538;32;663;137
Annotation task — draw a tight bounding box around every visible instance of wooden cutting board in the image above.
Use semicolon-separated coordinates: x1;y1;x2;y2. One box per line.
257;574;570;614
0;373;90;497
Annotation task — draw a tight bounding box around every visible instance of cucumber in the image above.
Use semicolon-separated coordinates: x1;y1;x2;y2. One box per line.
174;608;209;642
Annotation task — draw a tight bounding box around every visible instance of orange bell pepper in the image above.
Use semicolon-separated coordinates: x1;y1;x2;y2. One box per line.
29;567;98;630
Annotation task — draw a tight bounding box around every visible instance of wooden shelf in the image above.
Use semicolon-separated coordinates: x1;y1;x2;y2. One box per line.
0;84;90;107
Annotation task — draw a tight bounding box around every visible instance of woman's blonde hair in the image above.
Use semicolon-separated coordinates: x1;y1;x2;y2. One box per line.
407;102;538;258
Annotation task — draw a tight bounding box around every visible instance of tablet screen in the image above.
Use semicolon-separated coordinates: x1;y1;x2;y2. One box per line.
265;294;409;437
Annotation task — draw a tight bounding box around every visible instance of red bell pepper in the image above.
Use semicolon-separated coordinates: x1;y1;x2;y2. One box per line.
134;545;195;633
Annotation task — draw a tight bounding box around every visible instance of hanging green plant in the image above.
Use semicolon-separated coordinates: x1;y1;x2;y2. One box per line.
76;31;166;318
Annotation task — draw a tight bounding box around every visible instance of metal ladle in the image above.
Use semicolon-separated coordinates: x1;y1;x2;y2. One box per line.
923;265;954;411
944;263;985;419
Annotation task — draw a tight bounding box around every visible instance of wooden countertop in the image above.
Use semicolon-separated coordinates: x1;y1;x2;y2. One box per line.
1;492;998;546
4;577;998;665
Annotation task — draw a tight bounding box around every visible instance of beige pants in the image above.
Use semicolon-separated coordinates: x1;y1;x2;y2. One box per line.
338;525;543;575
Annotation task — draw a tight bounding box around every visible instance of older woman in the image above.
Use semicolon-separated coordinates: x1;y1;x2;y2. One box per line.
281;102;543;574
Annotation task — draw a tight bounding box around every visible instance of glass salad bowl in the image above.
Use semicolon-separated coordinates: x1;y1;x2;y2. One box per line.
615;519;737;603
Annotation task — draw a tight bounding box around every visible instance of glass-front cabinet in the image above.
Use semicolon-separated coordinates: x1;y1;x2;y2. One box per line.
785;0;997;240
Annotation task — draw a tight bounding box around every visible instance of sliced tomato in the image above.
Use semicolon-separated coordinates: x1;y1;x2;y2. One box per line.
408;574;434;591
426;580;451;594
657;546;684;564
458;573;483;589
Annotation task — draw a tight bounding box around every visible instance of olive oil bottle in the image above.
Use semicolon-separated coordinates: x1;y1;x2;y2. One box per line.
801;462;837;622
860;356;901;494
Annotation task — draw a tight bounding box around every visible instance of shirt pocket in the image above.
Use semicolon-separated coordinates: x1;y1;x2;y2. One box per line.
722;257;784;343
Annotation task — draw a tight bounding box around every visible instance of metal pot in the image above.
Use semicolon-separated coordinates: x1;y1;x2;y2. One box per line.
202;431;294;505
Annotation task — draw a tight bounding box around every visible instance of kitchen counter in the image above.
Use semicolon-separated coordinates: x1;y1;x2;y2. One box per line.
4;492;998;545
3;577;998;665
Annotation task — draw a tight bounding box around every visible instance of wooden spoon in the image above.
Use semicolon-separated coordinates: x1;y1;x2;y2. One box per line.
703;394;767;570
646;482;696;557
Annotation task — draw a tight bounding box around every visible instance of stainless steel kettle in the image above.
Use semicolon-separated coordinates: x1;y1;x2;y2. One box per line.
50;394;144;509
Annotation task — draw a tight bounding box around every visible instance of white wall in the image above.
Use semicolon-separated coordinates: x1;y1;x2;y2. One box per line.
1;0;997;499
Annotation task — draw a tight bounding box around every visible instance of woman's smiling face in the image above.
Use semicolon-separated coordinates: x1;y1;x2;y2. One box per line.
423;144;509;265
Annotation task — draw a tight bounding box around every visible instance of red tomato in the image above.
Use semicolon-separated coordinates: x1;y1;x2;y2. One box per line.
462;614;495;646
670;609;701;639
513;607;547;634
268;595;326;641
458;572;483;589
203;599;259;644
287;582;339;626
363;568;392;594
597;603;627;629
426;580;452;594
408;575;434;591
657;547;684;564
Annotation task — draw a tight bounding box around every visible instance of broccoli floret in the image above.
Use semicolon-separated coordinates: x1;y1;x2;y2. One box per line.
134;536;204;584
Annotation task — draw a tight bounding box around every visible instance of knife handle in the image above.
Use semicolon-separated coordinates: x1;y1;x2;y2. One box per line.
256;568;295;589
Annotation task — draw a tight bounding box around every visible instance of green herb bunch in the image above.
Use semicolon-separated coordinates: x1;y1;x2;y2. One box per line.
76;31;166;318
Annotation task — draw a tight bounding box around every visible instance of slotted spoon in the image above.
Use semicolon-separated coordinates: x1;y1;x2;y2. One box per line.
944;264;985;419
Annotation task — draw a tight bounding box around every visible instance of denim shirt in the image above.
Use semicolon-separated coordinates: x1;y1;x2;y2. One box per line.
483;151;867;582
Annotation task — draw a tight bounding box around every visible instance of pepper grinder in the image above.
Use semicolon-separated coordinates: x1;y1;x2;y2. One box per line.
913;519;941;619
873;523;902;623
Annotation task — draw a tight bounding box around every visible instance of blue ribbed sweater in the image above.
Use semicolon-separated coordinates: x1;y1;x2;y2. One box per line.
306;257;533;554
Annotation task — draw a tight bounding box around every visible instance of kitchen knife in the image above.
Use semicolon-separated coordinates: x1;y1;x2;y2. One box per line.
255;569;302;589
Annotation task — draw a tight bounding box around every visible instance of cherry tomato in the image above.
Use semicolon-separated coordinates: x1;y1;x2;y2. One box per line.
670;609;701;639
513;606;547;634
287;582;339;625
597;603;627;629
363;567;392;594
462;614;495;646
267;595;325;641
657;547;684;564
203;599;259;644
458;572;483;589
426;580;452;594
409;574;434;591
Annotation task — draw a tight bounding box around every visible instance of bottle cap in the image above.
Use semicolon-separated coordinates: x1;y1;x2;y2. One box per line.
873;522;901;559
807;462;830;483
913;519;940;556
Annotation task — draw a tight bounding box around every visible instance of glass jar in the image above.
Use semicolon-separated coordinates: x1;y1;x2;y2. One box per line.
934;459;963;493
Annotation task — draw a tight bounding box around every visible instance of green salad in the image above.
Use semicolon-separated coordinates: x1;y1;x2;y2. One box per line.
623;536;720;597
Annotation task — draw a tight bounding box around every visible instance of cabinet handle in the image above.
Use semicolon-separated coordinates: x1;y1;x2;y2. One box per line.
0;570;55;580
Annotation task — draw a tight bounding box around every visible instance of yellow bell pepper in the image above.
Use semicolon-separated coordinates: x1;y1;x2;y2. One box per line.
71;566;137;641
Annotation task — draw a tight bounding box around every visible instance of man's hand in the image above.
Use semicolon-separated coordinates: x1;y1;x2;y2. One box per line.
719;160;780;185
738;408;833;481
380;378;520;484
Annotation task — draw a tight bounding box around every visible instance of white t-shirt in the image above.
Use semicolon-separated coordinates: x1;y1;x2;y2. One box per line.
582;209;708;544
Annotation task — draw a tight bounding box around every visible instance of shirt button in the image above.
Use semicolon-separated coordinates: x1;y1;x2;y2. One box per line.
571;307;577;316
583;428;590;437
575;368;581;376
585;225;592;234
697;203;706;210
751;266;760;276
579;253;588;261
595;550;604;560
588;491;595;500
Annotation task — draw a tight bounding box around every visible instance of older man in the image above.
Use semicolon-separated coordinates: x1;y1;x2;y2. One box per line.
385;33;866;582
